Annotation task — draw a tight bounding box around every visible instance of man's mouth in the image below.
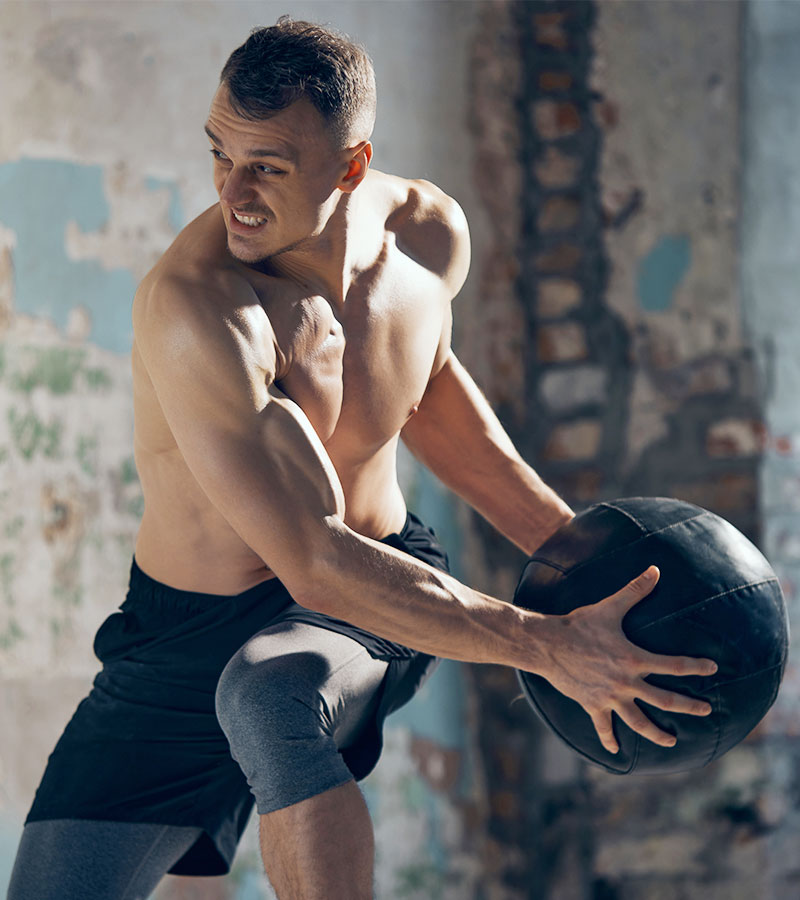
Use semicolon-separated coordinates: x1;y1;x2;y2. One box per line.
232;210;268;227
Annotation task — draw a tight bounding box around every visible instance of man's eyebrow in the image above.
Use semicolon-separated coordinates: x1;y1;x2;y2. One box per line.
203;124;295;163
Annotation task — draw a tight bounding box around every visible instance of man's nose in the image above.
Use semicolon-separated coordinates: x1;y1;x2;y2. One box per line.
219;167;256;206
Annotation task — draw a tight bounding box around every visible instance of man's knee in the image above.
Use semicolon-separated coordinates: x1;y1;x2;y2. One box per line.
215;644;332;751
215;644;356;814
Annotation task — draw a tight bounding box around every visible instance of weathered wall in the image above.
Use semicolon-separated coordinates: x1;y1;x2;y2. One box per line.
4;1;799;898
463;1;800;898
0;2;487;897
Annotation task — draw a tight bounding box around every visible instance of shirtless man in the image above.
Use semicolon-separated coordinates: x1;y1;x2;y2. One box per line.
8;18;716;900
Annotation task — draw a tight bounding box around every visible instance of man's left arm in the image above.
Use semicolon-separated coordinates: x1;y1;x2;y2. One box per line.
402;185;573;553
401;349;574;555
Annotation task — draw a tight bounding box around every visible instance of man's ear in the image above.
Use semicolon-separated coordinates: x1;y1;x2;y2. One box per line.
339;141;373;192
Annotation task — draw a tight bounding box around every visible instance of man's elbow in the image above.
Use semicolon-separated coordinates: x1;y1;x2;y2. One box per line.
278;518;348;617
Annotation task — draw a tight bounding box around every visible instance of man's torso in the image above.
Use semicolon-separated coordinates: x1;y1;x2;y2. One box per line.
132;170;457;594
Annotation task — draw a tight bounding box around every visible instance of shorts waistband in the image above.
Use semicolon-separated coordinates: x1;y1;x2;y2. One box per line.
127;509;423;611
128;555;287;612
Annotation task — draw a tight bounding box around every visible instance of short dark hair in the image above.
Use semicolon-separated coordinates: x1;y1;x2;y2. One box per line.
220;16;377;149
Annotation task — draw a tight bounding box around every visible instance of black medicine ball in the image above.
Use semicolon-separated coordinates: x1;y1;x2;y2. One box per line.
512;497;789;775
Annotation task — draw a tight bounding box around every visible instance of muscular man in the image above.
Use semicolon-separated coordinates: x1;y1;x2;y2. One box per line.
8;18;716;900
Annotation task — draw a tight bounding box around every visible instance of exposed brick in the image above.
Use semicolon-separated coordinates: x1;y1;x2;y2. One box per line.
671;473;757;513
595;98;620;129
706;418;765;458
533;11;570;50
542;419;602;461
538;195;582;232
538;70;573;92
534;241;582;274
537;278;582;317
685;359;733;396
595;832;704;877
537;321;588;363
550;468;604;502
534;145;582;188
410;736;462;794
541;365;607;412
490;789;521;820
532;100;582;140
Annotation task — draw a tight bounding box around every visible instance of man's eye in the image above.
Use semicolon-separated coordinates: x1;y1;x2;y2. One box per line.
209;149;228;162
256;165;280;175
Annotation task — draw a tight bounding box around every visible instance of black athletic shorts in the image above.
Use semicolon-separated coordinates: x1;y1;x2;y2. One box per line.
23;511;449;876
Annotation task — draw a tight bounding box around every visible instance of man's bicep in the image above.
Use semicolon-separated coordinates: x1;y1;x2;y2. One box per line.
133;283;344;589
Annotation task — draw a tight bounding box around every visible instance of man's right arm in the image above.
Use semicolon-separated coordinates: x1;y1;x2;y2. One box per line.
134;276;716;753
133;273;532;665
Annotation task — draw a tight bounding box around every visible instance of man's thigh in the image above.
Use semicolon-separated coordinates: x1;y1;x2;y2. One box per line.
215;620;390;813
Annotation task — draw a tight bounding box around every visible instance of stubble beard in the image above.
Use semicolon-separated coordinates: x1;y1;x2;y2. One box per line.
226;231;315;272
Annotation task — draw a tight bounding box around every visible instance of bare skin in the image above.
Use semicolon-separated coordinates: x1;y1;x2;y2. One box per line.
131;86;716;897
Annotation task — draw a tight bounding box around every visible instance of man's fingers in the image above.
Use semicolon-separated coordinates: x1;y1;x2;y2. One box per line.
641;651;718;679
638;684;713;717
615;701;677;748
608;565;660;612
590;710;619;754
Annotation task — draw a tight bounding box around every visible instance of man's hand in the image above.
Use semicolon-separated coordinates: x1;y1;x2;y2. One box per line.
533;566;718;754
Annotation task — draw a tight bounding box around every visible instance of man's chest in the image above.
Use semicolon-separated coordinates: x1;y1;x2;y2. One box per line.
271;260;447;452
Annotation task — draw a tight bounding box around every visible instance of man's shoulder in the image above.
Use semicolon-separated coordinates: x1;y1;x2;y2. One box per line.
133;231;277;363
374;171;471;293
136;207;274;320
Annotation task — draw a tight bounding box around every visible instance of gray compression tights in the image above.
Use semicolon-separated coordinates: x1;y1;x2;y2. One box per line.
6;820;205;900
7;621;389;900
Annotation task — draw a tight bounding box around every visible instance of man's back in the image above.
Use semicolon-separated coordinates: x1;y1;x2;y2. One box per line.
132;169;468;594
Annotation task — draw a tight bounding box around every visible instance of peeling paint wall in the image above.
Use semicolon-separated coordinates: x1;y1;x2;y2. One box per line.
0;3;487;897
463;1;800;897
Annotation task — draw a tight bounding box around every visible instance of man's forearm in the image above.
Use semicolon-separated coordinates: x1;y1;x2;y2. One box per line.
401;353;574;554
297;516;555;670
450;451;573;556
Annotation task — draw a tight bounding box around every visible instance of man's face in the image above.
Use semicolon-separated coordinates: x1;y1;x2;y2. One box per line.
205;85;345;264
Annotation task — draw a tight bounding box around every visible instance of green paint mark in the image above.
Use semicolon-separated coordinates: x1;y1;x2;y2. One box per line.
637;234;691;312
84;366;113;390
114;533;135;559
9;346;87;394
399;773;428;813
126;494;145;519
7;408;63;460
120;455;139;485
77;434;99;477
394;862;444;899
0;552;15;606
4;516;24;540
0;447;7;464
41;419;63;458
54;582;82;608
0;617;24;649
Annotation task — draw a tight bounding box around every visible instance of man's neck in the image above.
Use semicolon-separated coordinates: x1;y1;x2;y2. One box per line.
258;186;375;306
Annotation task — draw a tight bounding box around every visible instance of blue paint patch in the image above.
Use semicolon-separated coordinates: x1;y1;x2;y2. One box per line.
637;234;691;312
144;175;185;232
387;658;466;749
412;466;464;581
0;159;136;354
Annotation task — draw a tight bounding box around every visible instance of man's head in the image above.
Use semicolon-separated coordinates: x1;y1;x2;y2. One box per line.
206;18;376;266
220;16;376;151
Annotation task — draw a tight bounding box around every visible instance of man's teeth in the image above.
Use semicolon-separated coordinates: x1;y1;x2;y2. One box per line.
233;212;266;226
